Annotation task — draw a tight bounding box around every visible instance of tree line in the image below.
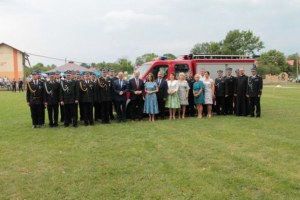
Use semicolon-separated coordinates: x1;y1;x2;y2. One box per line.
26;29;299;77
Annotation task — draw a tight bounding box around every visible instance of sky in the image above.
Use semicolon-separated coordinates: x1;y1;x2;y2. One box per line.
0;0;299;66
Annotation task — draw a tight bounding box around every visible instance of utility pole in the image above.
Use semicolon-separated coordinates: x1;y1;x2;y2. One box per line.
297;53;299;83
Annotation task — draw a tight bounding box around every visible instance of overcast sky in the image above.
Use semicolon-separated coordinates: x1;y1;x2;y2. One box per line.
1;0;299;66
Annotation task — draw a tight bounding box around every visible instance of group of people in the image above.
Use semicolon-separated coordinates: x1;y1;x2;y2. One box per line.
0;76;23;92
26;65;263;128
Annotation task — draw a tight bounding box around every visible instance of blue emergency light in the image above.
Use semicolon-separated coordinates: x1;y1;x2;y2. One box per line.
159;56;168;60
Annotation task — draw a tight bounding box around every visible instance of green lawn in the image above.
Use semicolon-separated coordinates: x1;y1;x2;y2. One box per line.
0;83;300;199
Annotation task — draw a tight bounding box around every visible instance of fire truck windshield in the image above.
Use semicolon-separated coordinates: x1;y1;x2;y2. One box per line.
135;64;151;78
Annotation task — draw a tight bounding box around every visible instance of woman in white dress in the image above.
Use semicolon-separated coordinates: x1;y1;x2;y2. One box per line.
165;73;180;119
177;73;190;118
203;71;215;118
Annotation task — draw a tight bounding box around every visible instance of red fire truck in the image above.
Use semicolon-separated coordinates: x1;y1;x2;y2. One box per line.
135;54;257;81
126;54;258;118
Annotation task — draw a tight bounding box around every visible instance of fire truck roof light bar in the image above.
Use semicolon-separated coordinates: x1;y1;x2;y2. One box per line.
193;55;257;60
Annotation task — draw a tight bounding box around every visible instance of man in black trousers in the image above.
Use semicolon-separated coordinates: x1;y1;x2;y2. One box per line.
224;68;235;115
60;70;79;128
109;68;118;120
44;72;60;127
215;70;226;115
97;69;113;124
186;70;195;117
79;72;95;126
128;71;144;122
113;72;128;123
55;70;64;122
26;71;45;128
156;71;168;120
247;66;263;118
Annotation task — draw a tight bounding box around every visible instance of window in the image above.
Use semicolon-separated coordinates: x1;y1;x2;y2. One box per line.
174;64;189;79
149;65;168;80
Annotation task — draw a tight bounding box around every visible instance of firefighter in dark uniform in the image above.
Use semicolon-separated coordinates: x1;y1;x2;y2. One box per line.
186;70;195;117
97;68;113;124
55;70;64;122
44;72;60;127
71;70;80;122
27;71;45;128
233;69;240;114
60;70;79;128
109;68;118;120
79;72;95;126
224;68;235;115
247;66;263;118
37;71;46;125
91;73;100;121
215;70;226;115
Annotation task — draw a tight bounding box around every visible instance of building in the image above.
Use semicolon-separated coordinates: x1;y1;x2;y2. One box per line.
0;43;27;81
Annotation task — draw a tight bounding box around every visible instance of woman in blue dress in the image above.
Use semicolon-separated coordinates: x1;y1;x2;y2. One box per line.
144;73;159;122
193;74;205;118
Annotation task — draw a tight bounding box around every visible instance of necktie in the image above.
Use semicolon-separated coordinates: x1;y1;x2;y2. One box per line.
136;79;139;89
159;79;161;86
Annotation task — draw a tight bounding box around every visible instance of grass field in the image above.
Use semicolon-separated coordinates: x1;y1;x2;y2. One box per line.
0;83;300;199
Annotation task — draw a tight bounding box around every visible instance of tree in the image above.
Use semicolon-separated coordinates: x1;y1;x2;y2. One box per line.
190;42;222;55
222;30;264;55
135;53;158;66
163;53;176;60
190;30;265;55
116;58;134;74
256;50;290;75
287;53;299;76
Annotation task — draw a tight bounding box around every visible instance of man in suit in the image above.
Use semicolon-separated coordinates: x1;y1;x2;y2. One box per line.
79;72;95;126
215;70;226;115
113;72;128;123
156;71;168;120
27;71;45;128
55;70;64;122
60;70;79;128
128;71;144;122
247;66;263;118
44;72;60;127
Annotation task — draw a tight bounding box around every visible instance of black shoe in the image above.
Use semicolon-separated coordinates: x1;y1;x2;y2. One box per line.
250;115;255;117
107;121;111;124
256;116;260;118
53;124;58;127
90;122;94;126
161;117;165;120
117;119;121;123
39;125;45;128
64;124;69;128
84;123;88;126
73;124;78;128
110;116;115;120
49;124;53;128
32;125;37;129
101;122;106;124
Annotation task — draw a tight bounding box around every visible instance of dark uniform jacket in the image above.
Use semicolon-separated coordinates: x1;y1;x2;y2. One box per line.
247;75;263;97
60;79;79;104
79;80;95;103
96;76;113;102
225;75;236;96
215;77;226;97
26;80;44;104
110;76;118;100
43;81;60;105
